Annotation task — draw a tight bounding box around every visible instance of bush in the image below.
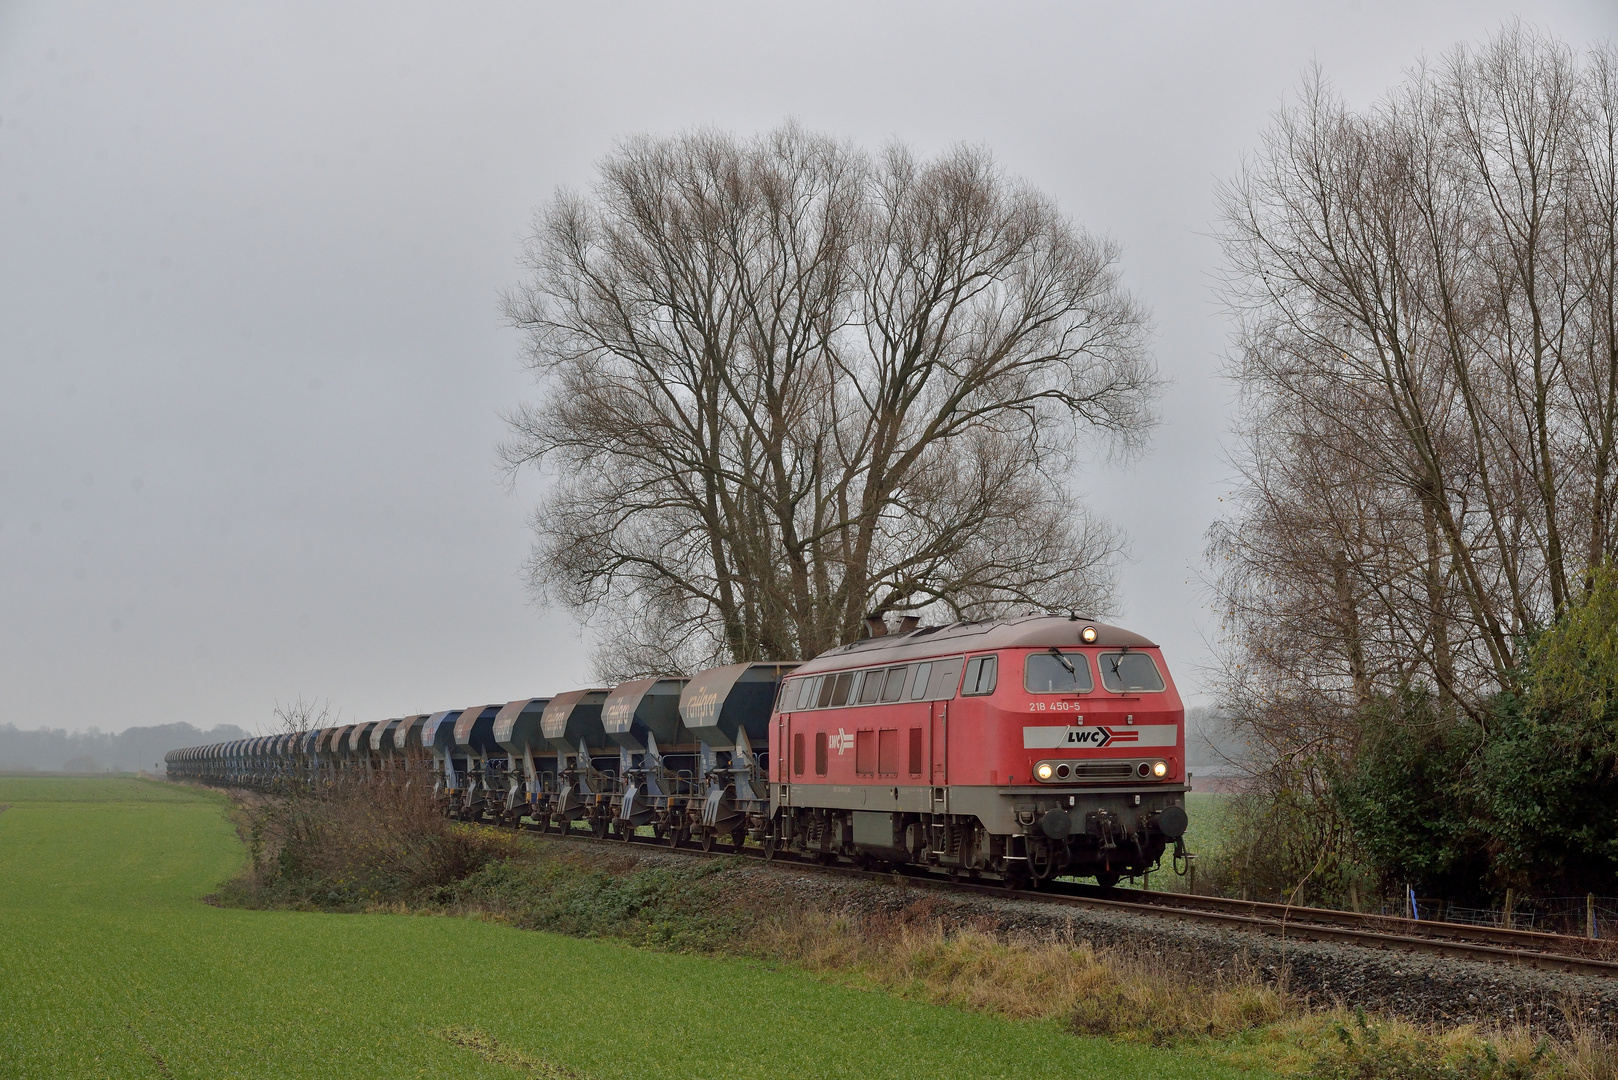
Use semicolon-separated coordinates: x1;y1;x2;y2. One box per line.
1330;691;1490;905
1481;566;1618;896
218;772;515;909
1193;764;1371;909
1287;568;1618;906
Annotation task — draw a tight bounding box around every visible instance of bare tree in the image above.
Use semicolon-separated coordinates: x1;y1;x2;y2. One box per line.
504;124;1159;676
1214;27;1618;750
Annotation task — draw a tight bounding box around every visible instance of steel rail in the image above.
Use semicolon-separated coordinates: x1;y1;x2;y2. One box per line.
521;817;1618;979
1067;883;1618;961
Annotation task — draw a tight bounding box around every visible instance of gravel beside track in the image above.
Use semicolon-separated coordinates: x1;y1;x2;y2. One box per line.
577;842;1618;1037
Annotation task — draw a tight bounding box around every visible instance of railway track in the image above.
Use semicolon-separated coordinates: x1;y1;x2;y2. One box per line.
519;816;1618;980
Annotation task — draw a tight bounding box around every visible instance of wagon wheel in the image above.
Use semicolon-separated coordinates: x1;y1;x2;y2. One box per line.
729;827;747;853
592;815;610;840
700;829;716;853
666;825;683;849
618;821;635;843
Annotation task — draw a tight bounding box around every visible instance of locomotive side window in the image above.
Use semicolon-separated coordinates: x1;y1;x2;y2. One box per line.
814;731;828;775
796;677;819;710
1024;651;1095;693
961;654;998;696
881;666;908;701
816;676;837;708
1098;651;1166;693
908;727;923;775
793;732;805;775
858;668;885;704
829;671;855;707
909;663;933;700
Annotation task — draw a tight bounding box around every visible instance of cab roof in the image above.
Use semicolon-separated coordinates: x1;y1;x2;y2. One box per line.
791;614;1156;676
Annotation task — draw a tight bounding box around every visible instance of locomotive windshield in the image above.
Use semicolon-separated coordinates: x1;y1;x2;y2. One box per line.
1024;650;1095;693
1098;651;1166;693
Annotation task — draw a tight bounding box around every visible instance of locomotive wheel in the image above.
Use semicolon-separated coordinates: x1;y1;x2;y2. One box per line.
762;833;778;861
1095;872;1120;889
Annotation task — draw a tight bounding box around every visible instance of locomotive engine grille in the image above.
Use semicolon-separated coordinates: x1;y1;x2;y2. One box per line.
1068;762;1134;780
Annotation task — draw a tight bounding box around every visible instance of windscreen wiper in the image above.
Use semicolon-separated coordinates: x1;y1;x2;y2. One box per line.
1048;646;1076;676
1109;645;1129;684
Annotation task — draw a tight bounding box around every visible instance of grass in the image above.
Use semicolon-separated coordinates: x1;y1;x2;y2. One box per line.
1184;791;1237;858
0;776;1259;1080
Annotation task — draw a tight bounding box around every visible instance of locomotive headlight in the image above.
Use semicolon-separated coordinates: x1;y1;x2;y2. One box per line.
1152;760;1168;778
1081;625;1098;643
1036;762;1054;781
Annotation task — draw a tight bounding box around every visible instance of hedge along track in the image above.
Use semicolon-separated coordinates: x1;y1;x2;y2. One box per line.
510;815;1618;980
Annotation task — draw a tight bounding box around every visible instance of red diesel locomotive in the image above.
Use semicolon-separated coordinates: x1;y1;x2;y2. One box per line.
767;614;1187;886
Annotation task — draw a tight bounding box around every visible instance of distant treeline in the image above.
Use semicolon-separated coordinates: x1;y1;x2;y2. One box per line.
0;722;252;774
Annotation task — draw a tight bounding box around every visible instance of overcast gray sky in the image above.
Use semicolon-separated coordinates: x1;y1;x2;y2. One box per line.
3;1;1614;734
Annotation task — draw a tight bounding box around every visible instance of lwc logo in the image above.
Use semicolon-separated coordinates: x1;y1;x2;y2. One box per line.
829;729;855;754
1064;727;1114;748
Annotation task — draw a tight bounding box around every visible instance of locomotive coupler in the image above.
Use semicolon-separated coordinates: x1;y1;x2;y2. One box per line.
1086;808;1121;851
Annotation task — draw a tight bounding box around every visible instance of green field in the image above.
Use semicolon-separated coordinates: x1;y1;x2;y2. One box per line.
0;776;1259;1079
1184;791;1236;858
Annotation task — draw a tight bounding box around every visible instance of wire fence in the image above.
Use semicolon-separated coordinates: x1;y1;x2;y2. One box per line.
1385;893;1618;938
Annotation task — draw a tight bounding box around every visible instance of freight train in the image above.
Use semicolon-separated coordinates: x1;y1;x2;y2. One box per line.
166;614;1189;888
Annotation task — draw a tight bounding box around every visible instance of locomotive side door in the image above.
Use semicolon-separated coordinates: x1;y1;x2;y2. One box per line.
776;713;789;796
930;700;948;789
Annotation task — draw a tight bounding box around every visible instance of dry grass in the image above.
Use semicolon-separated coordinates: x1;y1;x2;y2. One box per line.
751;903;1296;1045
749;900;1618;1077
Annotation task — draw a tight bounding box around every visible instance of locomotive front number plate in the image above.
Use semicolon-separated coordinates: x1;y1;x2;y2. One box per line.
1022;725;1177;749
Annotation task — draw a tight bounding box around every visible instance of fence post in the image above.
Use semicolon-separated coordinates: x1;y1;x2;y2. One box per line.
1590;893;1598;940
1408;883;1419;921
1504;888;1515;930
